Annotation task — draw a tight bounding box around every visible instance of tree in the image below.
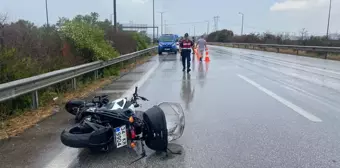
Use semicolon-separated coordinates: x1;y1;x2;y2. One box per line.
300;28;308;40
207;29;234;42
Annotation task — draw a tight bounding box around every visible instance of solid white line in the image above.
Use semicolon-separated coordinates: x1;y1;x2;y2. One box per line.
237;74;322;122
44;59;160;168
44;147;79;168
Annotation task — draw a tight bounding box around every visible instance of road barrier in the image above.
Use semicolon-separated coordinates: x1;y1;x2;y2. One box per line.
208;42;340;57
0;47;157;109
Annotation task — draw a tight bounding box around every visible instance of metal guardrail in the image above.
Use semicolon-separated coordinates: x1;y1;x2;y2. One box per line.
208;42;340;54
0;47;157;108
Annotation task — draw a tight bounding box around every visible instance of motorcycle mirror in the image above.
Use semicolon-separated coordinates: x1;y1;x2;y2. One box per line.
134;87;138;94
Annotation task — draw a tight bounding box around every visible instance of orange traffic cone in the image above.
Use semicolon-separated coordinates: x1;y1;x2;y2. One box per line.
205;48;210;62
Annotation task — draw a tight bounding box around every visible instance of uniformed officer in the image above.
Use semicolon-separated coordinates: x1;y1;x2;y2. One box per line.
179;33;194;73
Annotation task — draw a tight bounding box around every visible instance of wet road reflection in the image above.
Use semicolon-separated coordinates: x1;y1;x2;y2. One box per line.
197;62;209;88
180;73;195;110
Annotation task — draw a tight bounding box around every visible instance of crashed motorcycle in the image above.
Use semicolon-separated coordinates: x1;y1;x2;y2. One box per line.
64;88;147;122
60;87;185;162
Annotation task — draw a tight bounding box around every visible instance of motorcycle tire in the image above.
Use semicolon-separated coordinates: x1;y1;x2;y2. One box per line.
65;100;86;115
60;121;113;149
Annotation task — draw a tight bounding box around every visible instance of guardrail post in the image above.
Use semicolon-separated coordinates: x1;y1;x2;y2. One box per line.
276;48;279;53
296;50;299;55
72;78;77;90
120;62;124;69
134;56;137;67
31;91;39;109
94;70;99;80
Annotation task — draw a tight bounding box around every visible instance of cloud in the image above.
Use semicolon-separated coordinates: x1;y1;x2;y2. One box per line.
270;0;328;11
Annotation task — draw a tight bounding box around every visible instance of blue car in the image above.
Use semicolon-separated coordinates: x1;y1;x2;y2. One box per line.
157;34;179;55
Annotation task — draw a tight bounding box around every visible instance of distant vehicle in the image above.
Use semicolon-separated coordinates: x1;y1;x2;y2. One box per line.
157;34;179;55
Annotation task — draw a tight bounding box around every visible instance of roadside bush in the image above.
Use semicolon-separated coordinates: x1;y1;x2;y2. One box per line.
60;20;119;61
0;12;153;120
206;29;340;47
132;32;148;50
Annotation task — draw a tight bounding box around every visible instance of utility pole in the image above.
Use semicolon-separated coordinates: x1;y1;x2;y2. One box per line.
326;0;332;39
152;0;155;43
45;0;49;27
113;0;117;32
158;11;165;35
238;12;244;35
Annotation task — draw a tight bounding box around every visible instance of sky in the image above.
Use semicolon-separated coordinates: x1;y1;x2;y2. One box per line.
0;0;339;37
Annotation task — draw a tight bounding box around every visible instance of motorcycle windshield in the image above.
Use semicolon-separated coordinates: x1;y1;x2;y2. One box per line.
157;102;185;142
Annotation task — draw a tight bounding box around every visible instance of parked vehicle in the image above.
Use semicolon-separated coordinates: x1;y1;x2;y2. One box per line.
158;34;179;55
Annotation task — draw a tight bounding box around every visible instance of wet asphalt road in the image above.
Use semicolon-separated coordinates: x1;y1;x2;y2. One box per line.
2;46;340;168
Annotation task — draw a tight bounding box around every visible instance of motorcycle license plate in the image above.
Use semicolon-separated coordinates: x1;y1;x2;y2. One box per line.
115;125;127;148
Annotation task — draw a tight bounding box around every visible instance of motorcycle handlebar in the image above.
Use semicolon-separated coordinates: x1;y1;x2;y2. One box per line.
134;87;138;95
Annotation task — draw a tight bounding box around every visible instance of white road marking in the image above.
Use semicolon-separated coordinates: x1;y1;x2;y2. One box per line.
121;59;160;99
44;148;79;168
44;59;160;168
237;74;322;122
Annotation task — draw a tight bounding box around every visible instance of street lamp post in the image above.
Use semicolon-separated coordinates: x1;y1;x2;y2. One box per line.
113;0;117;32
238;12;244;35
153;0;155;43
326;0;332;39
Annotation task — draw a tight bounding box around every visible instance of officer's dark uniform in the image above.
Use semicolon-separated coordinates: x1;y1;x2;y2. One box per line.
180;34;194;72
